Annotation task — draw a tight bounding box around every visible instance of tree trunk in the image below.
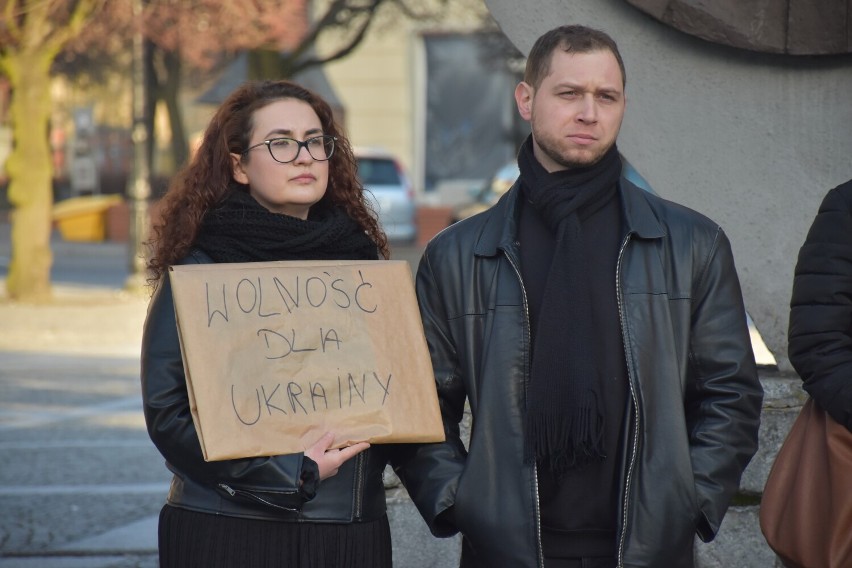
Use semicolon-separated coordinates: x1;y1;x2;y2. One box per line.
143;38;157;175
150;47;188;174
4;51;55;302
161;50;188;171
247;49;287;79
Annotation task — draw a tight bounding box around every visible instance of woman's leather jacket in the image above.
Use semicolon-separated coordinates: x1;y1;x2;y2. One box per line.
141;250;393;522
395;179;763;567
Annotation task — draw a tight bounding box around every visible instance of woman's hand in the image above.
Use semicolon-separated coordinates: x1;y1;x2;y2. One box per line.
304;432;370;480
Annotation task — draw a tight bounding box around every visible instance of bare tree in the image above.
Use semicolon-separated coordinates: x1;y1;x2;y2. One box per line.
64;0;452;175
141;0;451;171
0;0;104;302
2;0;449;301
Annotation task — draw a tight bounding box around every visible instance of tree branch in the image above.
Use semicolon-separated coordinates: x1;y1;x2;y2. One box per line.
1;0;22;44
295;0;385;59
44;0;102;53
283;0;452;77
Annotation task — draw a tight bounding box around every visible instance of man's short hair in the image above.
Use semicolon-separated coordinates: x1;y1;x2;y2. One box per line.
524;25;626;89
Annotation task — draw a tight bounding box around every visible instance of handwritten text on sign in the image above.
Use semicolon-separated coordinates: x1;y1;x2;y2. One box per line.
200;269;390;425
169;260;443;461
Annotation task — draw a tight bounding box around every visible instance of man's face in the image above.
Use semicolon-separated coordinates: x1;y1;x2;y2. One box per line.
515;49;626;172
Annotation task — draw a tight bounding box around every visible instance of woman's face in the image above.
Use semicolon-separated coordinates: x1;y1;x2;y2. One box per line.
231;98;329;219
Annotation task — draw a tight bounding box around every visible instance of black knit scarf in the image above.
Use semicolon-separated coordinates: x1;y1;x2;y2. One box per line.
195;189;379;263
518;135;622;475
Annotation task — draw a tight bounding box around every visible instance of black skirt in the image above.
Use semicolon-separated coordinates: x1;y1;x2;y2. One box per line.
158;504;393;568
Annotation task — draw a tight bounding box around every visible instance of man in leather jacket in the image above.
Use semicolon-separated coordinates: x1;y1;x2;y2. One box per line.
395;25;763;568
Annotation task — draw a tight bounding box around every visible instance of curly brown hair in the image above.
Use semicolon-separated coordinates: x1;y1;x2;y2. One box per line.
146;80;389;286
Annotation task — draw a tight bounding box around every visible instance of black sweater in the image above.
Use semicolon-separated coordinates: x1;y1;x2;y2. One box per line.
518;195;629;558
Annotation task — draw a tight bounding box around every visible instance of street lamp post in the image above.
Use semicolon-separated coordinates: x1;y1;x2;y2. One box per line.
125;0;151;292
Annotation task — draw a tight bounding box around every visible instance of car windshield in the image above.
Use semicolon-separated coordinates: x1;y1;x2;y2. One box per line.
478;163;519;201
357;158;401;186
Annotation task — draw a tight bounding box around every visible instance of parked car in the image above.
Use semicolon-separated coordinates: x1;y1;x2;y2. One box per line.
452;155;656;223
356;148;417;243
452;161;520;223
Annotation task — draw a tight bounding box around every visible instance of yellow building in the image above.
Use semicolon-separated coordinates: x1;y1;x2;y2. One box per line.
319;1;520;205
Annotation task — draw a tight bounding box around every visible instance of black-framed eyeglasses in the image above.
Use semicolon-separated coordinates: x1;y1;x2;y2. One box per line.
242;135;336;164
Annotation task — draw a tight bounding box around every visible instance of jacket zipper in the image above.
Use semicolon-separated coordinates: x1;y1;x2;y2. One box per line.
504;245;545;568
353;451;366;520
615;233;640;568
217;483;299;512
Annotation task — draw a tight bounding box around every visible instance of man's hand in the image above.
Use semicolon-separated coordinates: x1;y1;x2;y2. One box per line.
304;432;370;480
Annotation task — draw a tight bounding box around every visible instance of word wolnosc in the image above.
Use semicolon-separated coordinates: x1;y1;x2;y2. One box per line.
205;270;378;327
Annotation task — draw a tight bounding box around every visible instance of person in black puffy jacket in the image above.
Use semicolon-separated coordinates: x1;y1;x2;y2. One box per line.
789;178;852;432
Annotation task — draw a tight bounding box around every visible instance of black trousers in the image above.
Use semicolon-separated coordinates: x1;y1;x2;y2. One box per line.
158;504;392;568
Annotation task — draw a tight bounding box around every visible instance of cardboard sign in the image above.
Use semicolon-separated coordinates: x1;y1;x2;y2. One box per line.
169;260;444;461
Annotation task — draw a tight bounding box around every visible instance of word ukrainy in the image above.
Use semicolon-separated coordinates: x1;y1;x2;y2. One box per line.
231;371;393;425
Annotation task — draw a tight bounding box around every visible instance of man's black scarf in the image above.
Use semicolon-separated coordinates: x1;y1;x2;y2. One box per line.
517;135;622;475
195;189;379;263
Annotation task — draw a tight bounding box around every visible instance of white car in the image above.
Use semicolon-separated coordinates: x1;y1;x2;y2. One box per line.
356;148;417;243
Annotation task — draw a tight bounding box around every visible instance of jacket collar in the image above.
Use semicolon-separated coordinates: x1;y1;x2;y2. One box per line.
473;176;667;257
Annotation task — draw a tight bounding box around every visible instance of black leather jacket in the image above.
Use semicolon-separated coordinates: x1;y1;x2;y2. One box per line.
396;179;763;567
141;250;394;523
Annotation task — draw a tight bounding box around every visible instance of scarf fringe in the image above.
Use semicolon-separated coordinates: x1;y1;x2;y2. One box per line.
525;397;606;475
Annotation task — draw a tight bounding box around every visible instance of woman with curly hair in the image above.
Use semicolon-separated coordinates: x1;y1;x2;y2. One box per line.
141;80;397;568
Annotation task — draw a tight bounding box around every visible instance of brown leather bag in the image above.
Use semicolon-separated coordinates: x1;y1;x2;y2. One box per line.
759;398;852;568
